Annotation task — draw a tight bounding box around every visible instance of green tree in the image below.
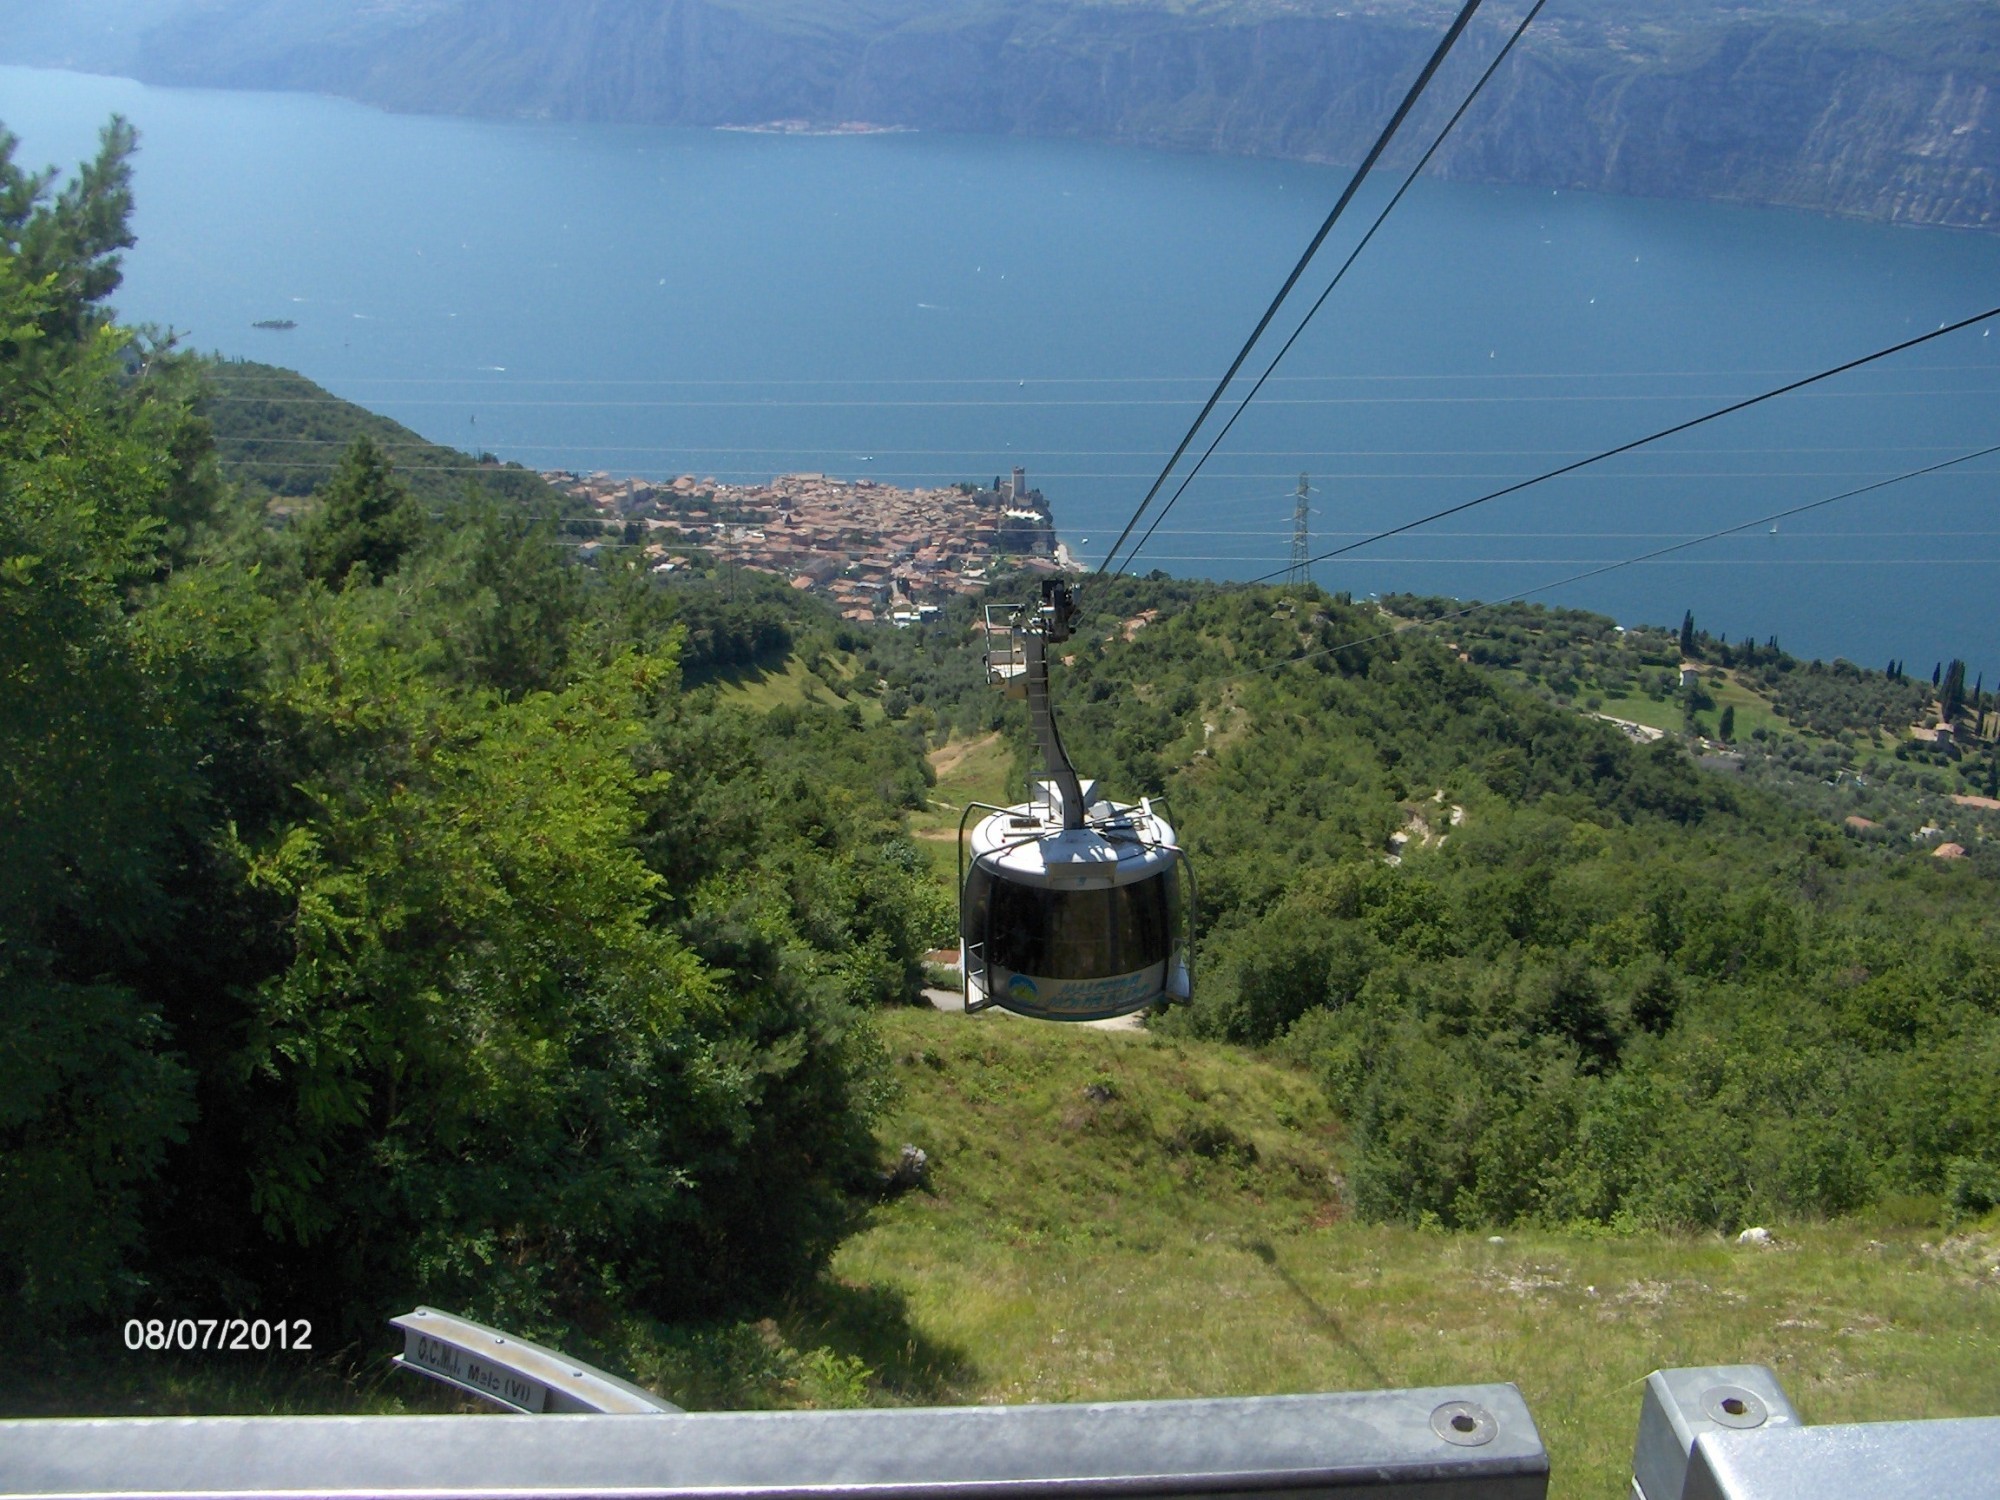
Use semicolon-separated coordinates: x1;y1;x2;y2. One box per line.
299;435;423;585
0;117;136;351
5;118;919;1338
0;120;207;1322
400;496;580;696
1941;658;1967;721
1679;609;1695;657
1719;703;1736;742
229;608;893;1326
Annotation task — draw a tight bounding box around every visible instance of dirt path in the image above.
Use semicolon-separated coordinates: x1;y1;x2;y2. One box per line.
927;729;1002;781
925;985;1146;1031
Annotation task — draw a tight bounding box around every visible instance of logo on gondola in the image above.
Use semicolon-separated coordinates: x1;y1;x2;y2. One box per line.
1007;974;1040;1003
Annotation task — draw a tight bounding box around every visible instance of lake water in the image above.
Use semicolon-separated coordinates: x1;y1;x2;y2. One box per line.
5;64;1999;671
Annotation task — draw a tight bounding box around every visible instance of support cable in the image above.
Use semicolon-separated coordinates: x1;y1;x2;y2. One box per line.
1111;0;1550;576
1250;306;2000;585
1094;0;1493;578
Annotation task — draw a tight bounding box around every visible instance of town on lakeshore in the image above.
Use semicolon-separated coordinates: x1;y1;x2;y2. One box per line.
541;464;1073;624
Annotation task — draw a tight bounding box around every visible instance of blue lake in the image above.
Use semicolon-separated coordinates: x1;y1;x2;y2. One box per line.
5;63;1999;670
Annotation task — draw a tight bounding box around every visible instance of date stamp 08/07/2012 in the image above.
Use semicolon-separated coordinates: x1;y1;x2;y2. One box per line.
122;1318;313;1353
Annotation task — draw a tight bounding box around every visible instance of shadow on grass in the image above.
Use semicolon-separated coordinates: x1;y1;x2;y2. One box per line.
620;1280;977;1411
0;1334;463;1418
783;1278;980;1404
684;657;788;694
1244;1238;1389;1389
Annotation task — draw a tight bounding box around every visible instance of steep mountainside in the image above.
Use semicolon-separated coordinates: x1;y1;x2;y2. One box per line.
200;359;579;515
4;0;1996;229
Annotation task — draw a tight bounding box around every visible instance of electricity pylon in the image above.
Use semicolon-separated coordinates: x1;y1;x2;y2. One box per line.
1286;474;1311;587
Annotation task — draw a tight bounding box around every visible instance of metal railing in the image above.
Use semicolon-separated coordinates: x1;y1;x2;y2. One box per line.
0;1384;1547;1500
0;1313;1992;1500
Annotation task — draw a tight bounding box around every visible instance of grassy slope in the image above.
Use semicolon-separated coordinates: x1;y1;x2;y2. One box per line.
24;1004;1998;1475
829;1009;2000;1500
1700;672;1789;741
1597;673;1789;742
708;648;885;719
1421;594;1975;817
908;730;1020;893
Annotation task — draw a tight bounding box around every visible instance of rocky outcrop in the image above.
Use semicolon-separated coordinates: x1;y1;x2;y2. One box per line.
11;0;1998;231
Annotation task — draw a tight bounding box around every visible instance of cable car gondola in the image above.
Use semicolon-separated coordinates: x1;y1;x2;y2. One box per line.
957;580;1194;1022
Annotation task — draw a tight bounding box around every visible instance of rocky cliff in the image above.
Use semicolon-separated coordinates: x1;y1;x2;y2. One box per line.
9;0;1997;230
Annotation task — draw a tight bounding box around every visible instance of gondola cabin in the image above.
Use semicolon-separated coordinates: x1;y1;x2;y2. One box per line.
957;580;1195;1023
960;779;1190;1021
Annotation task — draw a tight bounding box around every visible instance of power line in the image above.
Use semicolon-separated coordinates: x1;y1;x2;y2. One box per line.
231;459;2000;485
1082;556;2000;566
1250;306;2000;585
1094;0;1495;577
451;517;2000;542
1093;526;2000;540
200;358;2000;388
199;383;2000;410
206;437;2000;457
1112;0;1550;576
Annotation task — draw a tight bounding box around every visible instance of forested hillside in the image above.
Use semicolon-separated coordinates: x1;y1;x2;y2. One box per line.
865;578;2000;1232
896;580;2000;1228
201;360;575;517
5;0;1996;229
0;120;945;1345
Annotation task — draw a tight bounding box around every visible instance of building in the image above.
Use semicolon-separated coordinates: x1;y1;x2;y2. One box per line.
539;465;1069;619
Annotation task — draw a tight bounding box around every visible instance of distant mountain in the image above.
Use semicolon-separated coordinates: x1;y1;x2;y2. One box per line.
6;0;1996;230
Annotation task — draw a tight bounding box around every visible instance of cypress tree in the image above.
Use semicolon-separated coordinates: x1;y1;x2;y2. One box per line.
1942;659;1968;721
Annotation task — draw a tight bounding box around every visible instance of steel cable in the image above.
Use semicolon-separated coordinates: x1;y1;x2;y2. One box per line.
1250;306;2000;584
1111;0;1551;575
1094;0;1495;578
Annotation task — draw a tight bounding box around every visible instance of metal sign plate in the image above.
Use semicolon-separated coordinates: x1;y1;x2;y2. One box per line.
387;1307;679;1415
400;1326;549;1413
